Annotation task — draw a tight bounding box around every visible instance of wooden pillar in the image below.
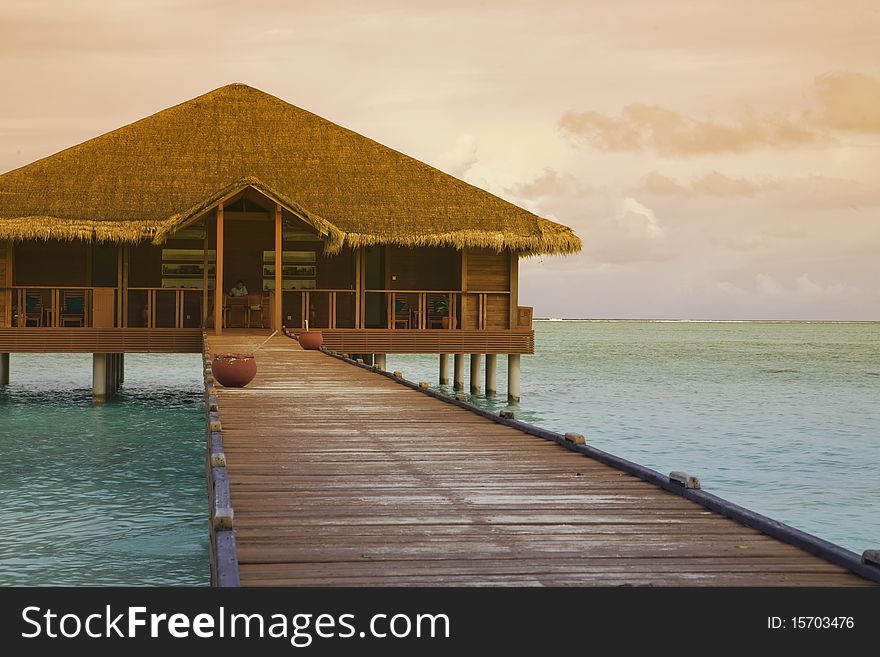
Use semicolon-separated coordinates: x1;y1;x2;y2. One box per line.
509;251;519;329
122;244;129;328
119;353;125;384
109;354;117;397
116;245;124;327
354;247;361;329
453;354;465;390
1;241;11;328
93;353;108;403
213;203;224;335
0;353;9;385
439;353;450;385
469;353;482;394
202;222;209;327
113;353;120;391
508;354;521;403
274;204;283;330
460;248;469;329
485;353;497;395
374;354;387;370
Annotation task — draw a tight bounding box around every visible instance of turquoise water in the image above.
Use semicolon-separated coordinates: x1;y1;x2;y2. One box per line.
385;321;879;554
0;322;876;585
0;354;209;586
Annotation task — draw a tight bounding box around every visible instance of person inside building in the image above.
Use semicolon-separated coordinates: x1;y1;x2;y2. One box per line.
229;279;248;297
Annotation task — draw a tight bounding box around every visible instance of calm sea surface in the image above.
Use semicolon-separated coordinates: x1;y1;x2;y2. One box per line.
0;354;208;585
0;321;877;585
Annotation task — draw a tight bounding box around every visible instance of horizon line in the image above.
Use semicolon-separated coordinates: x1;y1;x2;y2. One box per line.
533;317;880;323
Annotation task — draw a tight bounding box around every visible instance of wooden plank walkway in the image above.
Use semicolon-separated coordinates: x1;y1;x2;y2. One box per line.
206;333;873;586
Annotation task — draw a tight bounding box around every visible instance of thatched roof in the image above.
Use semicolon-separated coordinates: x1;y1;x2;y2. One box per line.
0;84;581;255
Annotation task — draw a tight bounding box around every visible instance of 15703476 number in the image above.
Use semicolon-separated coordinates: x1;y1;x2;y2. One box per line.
767;616;854;630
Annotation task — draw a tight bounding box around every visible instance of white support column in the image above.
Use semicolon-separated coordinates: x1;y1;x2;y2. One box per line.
469;353;482;395
453;354;465;390
507;354;521;403
439;353;450;385
485;354;497;396
93;353;108;403
0;353;9;386
374;354;387;370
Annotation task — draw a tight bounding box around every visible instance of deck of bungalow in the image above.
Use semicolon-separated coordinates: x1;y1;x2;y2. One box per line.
202;332;876;587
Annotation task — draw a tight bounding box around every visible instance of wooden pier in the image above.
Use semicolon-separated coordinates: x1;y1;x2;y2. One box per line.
205;332;875;587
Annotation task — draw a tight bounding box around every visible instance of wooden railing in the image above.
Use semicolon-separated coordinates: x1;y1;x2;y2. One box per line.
6;286;115;328
363;290;511;330
3;286;521;332
279;289;357;329
127;287;205;329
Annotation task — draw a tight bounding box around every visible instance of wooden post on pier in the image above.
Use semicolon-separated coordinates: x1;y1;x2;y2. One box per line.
485;353;497;395
439;353;450;385
470;353;482;394
93;353;108;403
0;352;9;385
508;354;521;402
274;204;283;331
374;354;387;370
453;354;465;390
213;203;224;335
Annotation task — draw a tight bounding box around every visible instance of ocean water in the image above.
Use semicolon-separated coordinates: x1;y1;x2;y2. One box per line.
385;321;879;554
0;354;209;586
0;322;876;585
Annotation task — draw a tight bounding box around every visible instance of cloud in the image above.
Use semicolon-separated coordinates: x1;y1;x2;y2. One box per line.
559;71;880;156
583;197;674;264
638;170;780;197
507;167;585;199
756;273;784;296
755;273;854;298
618;197;664;239
559;103;817;156
809;71;880;133
794;274;851;297
436;133;478;177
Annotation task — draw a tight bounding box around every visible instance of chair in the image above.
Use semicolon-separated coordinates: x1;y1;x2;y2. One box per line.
393;297;410;328
245;293;264;328
24;293;42;326
60;291;85;326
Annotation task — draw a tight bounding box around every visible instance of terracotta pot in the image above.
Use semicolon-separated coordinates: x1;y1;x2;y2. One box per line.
212;353;257;387
297;330;324;350
440;316;450;329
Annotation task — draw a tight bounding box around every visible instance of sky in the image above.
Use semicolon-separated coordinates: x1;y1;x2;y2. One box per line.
1;0;878;319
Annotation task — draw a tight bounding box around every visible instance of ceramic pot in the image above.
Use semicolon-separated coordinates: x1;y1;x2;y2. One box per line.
298;330;324;350
212;353;257;387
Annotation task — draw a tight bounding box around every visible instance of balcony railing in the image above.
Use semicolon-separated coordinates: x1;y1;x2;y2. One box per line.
7;286;114;328
3;286;519;331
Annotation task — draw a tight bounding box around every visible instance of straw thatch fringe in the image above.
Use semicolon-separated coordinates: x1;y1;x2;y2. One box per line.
0;83;582;256
337;226;582;256
0;216;165;243
0;187;582;255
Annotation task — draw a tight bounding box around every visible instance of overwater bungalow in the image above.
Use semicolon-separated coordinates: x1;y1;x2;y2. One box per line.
0;84;580;399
